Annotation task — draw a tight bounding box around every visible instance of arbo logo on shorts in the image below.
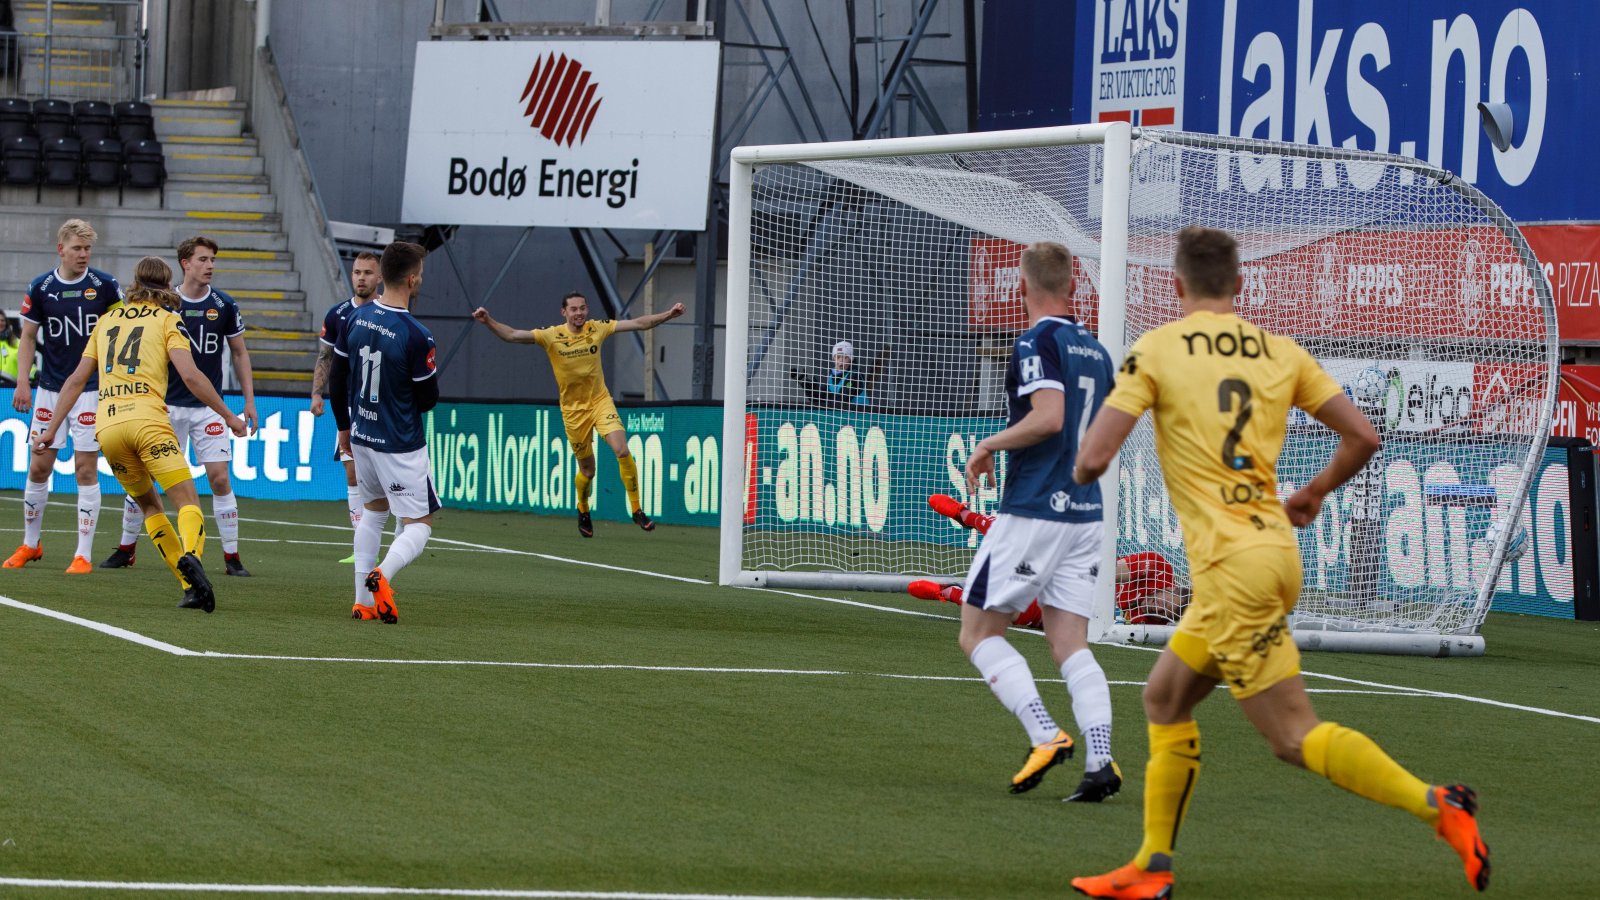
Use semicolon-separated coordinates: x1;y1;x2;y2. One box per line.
76;411;95;426
205;422;225;436
35;407;52;423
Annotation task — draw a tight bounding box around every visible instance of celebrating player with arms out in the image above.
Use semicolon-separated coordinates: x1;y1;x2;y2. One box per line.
472;292;683;537
956;241;1121;803
103;237;257;575
35;257;247;611
333;242;440;624
7;219;122;573
1069;227;1488;898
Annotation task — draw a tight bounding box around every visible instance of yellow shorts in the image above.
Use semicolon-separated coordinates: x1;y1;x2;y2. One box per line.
98;420;193;497
563;398;623;460
1168;545;1302;700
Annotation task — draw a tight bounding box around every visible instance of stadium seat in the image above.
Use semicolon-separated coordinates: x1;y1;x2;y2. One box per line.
82;138;123;188
0;97;32;141
41;135;81;186
32;99;73;142
113;100;154;143
73;100;115;142
123;138;166;192
0;134;39;185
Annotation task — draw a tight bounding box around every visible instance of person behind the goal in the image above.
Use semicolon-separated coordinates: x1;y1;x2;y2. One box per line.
1069;226;1488;899
34;257;246;612
955;240;1121;803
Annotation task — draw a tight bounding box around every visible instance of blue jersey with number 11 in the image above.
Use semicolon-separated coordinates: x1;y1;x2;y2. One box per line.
333;301;437;454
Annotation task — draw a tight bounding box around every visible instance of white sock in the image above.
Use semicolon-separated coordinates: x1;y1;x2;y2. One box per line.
1061;649;1114;770
376;523;430;581
74;483;101;559
213;492;240;554
22;479;48;547
392;517;406;539
119;495;142;546
346;487;362;529
970;635;1058;746
353;507;387;606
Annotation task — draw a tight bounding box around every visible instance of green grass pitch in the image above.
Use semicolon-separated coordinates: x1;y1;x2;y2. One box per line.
0;496;1596;898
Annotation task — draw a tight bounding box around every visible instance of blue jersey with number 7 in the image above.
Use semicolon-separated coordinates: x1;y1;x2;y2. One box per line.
999;315;1113;523
333;300;437;454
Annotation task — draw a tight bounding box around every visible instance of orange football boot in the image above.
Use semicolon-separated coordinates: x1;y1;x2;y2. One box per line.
3;543;42;568
1070;863;1174;900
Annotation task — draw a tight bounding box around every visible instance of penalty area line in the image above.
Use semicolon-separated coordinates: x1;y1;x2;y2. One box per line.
0;877;924;899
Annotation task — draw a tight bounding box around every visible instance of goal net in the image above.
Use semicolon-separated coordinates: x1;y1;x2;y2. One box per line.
719;124;1558;655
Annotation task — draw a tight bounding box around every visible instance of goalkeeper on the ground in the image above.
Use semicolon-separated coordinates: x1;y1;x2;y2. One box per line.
910;494;1187;627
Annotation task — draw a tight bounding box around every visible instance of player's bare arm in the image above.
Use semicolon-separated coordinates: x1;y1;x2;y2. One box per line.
471;307;540;343
11;318;38;413
227;332;258;431
32;354;93;448
614;302;685;333
170;346;249;437
1074;406;1140;485
964;387;1064;493
1284;393;1380;527
309;343;333;416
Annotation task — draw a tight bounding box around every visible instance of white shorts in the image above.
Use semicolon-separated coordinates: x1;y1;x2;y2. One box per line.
169;404;232;464
353;445;440;520
960;514;1102;618
31;388;98;452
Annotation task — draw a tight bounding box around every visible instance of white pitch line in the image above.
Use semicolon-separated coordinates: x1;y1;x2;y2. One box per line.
0;878;926;899
2;497;1596;723
0;595;198;656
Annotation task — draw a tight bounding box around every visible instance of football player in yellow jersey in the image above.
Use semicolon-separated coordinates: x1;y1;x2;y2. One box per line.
473;292;684;537
1068;227;1488;898
35;258;248;613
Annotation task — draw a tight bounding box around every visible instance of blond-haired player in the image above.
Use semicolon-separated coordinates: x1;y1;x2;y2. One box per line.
472;293;683;537
7;218;123;573
35;257;247;612
1069;227;1488;898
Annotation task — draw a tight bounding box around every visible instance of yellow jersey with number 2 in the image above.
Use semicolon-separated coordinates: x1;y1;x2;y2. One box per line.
1102;310;1343;572
82;301;193;429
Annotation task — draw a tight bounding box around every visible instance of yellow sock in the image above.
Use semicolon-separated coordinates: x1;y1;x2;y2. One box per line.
617;454;641;514
574;470;592;514
1134;719;1202;870
1302;721;1436;823
143;513;189;589
177;505;206;559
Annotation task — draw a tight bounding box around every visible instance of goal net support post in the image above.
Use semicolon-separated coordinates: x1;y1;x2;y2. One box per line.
720;124;1558;658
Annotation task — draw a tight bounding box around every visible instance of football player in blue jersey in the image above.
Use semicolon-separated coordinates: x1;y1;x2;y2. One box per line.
310;251;400;563
957;241;1121;802
331;241;439;624
6;219;123;573
102;236;258;575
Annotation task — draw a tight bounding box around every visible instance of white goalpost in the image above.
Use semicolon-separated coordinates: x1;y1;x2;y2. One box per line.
719;124;1559;657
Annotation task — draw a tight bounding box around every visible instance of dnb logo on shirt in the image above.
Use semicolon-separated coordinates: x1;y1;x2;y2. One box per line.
205;422;225;436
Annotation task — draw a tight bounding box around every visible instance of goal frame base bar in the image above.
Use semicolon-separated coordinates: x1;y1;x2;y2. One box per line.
1101;624;1485;657
730;571;918;592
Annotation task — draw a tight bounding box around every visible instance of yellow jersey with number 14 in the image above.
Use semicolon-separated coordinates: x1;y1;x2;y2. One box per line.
534;319;617;409
82;301;193;429
1102;310;1343;572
